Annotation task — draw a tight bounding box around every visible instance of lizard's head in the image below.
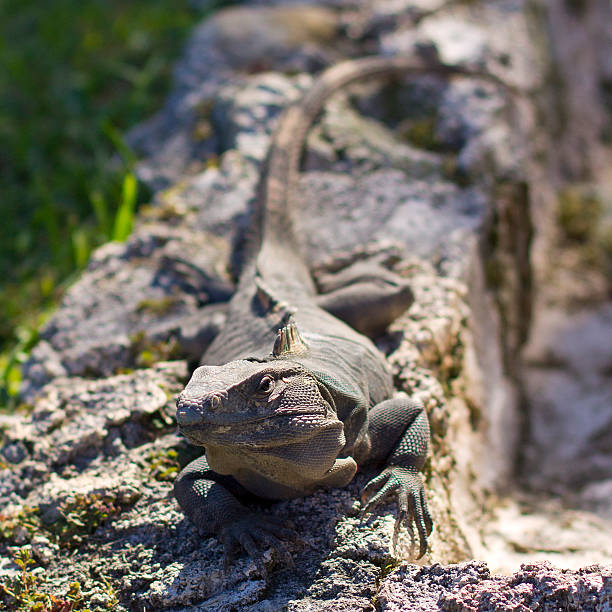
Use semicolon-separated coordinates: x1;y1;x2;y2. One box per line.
176;359;342;448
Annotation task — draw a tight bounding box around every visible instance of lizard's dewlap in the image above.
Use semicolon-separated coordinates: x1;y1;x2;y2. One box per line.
205;430;355;499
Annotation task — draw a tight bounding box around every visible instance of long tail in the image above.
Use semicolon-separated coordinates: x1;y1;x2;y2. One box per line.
254;55;515;291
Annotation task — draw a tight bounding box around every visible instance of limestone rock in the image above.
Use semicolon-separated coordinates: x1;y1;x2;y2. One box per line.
2;1;611;610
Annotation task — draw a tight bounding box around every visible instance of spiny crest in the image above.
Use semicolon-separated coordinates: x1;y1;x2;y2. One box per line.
254;276;291;315
272;315;308;357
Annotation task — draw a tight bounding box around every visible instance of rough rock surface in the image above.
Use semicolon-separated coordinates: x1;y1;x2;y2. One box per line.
519;0;612;493
378;561;612;611
1;1;611;610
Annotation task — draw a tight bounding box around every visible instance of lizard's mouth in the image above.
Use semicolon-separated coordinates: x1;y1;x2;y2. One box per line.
178;409;337;447
178;406;325;426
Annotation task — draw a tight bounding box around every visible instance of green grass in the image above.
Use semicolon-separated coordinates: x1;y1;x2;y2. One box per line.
0;1;220;406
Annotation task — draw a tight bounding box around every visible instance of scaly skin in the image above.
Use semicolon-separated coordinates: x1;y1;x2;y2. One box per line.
175;55;510;566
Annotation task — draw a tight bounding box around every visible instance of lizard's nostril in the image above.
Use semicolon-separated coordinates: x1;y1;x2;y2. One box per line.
176;402;202;427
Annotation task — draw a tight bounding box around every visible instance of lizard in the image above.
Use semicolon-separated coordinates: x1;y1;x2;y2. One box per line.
174;54;509;565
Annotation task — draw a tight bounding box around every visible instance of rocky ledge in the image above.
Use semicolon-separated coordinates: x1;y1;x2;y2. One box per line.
1;1;611;610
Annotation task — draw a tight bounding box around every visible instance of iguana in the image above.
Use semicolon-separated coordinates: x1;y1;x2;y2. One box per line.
175;55;506;565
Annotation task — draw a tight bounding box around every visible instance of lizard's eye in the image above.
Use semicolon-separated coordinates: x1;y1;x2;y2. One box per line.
257;376;274;394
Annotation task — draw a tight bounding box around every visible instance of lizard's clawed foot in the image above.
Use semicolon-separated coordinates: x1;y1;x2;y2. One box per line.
360;466;433;558
219;513;300;577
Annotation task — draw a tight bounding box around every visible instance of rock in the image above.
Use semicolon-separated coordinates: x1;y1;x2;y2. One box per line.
20;226;232;401
518;0;612;504
378;561;612;611
523;304;612;487
129;3;343;191
2;0;611;610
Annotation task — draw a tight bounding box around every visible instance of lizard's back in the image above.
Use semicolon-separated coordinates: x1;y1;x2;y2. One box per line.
201;58;415;403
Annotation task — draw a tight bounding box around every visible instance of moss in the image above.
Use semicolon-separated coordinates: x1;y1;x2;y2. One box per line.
1;489;139;551
192;99;215;143
437;333;465;400
135;295;181;316
135;341;181;368
46;492;125;549
194;98;215;120
192;119;213;142
397;115;439;151
557;186;602;243
140;200;184;223
100;575;119;610
556;185;612;283
0;506;42;543
205;154;220;170
0;547;112;611
129;331;181;368
371;557;404;607
148;448;181;482
0;547;51;612
148;443;201;482
484;259;505;290
439;155;471;187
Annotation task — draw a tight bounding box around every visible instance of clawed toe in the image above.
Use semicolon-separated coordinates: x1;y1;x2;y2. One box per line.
360;467;432;558
219;513;300;577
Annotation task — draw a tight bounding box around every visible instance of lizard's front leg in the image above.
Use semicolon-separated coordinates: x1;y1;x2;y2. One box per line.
361;396;433;557
175;455;297;572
